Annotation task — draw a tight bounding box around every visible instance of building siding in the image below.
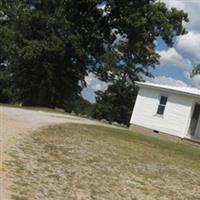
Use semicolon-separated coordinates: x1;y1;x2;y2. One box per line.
130;87;194;138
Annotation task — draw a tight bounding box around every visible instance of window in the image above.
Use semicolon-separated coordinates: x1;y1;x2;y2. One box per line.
157;96;168;115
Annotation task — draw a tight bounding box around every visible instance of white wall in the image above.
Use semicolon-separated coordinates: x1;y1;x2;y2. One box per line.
130;87;194;138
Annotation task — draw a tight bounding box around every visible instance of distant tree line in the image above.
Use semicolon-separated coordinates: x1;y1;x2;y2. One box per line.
0;0;188;125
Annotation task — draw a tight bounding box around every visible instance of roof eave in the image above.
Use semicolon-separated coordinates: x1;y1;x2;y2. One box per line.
135;81;200;99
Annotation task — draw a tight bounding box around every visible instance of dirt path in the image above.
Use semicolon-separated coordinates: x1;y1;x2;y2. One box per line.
0;106;117;200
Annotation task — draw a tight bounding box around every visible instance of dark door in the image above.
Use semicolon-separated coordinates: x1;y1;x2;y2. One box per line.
189;104;200;137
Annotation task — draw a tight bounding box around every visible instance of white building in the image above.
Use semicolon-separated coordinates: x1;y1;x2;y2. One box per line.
130;81;200;141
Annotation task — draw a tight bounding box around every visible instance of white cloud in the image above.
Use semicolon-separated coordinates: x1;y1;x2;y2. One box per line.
163;0;185;11
82;73;109;103
176;31;200;64
85;73;108;91
162;0;200;32
159;1;200;87
161;0;200;64
158;48;193;72
146;76;188;87
184;72;200;88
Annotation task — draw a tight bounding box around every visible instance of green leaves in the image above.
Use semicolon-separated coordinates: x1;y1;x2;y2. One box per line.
0;0;188;110
93;76;139;125
191;64;200;77
93;0;188;125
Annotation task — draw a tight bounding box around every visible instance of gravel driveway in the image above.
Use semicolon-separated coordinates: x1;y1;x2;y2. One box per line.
0;106;116;200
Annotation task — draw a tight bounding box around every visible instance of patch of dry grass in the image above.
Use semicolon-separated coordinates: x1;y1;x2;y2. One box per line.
6;124;200;200
0;103;65;114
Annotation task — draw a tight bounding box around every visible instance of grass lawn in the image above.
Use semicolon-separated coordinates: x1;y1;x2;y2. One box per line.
6;124;200;200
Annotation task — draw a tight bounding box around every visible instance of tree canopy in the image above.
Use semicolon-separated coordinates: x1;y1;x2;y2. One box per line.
0;0;188;114
192;64;200;77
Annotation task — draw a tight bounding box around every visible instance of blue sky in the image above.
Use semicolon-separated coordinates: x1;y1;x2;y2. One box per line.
82;0;200;102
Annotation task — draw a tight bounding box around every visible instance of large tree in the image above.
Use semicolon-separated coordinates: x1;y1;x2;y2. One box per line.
0;0;111;107
93;68;139;125
94;0;188;80
0;0;188;110
93;1;189;125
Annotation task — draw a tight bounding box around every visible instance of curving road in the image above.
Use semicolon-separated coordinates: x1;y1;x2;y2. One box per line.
0;106;121;200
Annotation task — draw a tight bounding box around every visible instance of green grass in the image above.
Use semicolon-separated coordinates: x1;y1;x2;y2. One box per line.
108;127;200;162
6;124;200;200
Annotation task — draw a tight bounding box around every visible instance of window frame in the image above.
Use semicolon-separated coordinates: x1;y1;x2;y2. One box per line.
156;95;168;116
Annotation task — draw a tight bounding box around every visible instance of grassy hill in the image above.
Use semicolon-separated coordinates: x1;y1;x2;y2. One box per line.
7;124;200;200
